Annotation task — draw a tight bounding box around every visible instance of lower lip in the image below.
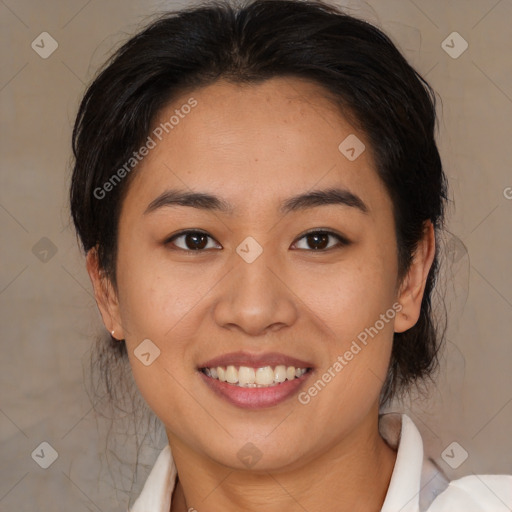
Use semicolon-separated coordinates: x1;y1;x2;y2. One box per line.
198;370;312;409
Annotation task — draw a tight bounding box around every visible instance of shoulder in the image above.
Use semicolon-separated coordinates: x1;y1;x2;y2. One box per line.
427;474;512;511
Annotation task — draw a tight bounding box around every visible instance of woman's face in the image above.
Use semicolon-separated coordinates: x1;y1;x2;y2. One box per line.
98;77;410;470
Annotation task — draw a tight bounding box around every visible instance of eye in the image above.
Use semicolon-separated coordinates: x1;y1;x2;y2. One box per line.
165;230;222;251
165;229;350;252
291;229;351;251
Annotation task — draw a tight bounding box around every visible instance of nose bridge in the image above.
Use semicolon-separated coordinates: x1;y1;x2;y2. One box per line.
233;238;281;308
213;237;298;334
236;244;276;295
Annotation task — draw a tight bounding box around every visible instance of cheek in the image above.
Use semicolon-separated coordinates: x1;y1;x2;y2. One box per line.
302;241;397;340
295;238;397;407
313;273;395;379
114;256;205;419
115;243;203;338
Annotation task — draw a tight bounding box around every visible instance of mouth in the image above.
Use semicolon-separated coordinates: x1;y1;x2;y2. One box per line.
197;351;314;409
200;365;311;387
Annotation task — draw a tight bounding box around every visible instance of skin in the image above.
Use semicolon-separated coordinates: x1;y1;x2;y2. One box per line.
87;77;435;512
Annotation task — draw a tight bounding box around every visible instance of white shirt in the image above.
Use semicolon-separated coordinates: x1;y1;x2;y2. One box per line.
128;413;512;511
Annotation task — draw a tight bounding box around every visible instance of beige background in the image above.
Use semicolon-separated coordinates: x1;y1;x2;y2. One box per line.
1;0;511;510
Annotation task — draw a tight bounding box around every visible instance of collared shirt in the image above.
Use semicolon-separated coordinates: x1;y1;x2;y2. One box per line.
129;413;512;511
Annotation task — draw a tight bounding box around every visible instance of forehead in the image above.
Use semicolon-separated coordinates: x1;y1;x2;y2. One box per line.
123;77;390;217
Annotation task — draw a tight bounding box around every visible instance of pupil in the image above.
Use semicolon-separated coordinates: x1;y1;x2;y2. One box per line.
187;233;207;250
308;233;328;250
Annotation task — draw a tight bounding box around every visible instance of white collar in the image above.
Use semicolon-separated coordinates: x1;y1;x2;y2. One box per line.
129;413;450;512
379;413;449;511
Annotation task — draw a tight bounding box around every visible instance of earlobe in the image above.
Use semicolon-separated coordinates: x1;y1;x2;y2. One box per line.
394;220;436;333
85;247;125;339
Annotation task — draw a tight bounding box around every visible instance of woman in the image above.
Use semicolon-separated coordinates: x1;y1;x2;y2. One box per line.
69;0;512;510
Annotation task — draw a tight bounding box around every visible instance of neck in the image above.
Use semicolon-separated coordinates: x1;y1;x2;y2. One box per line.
169;410;397;512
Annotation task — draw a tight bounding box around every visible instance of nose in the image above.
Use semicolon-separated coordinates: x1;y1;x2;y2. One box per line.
212;246;299;336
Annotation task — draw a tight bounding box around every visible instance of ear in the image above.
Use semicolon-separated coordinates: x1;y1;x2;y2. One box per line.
394;220;436;333
86;247;125;339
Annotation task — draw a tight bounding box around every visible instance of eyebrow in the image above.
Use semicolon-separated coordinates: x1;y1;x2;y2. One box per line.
143;187;369;216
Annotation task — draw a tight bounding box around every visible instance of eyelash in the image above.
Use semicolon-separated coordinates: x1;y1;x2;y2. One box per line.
164;229;351;253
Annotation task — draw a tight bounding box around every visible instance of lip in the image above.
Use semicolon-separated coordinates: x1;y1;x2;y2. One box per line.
198;351;314;370
198;368;313;409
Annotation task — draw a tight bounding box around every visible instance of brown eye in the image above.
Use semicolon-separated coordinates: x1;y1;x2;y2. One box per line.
305;232;329;250
166;230;221;251
292;230;350;251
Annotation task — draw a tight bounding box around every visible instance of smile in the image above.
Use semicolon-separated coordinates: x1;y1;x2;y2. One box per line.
197;351;314;409
201;365;309;388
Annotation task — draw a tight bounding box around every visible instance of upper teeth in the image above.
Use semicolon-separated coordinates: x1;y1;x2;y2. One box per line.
203;365;308;387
